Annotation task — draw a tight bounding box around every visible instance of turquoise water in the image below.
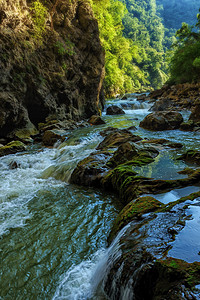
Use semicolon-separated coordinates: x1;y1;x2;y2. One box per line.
0;95;200;299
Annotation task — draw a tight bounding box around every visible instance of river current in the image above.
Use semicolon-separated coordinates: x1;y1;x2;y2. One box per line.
1;95;200;299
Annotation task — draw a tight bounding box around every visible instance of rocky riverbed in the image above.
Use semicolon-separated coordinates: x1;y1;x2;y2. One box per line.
1;93;200;299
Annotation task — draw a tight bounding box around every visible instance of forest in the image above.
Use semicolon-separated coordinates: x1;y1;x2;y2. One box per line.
90;0;200;96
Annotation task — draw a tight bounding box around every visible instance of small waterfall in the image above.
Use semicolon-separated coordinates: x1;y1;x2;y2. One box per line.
41;130;103;183
52;224;132;300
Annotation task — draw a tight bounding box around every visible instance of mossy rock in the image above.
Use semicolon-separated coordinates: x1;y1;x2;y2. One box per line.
0;141;26;157
70;151;112;187
177;150;200;165
88;115;106;125
106;142;138;167
38;120;59;131
157;257;200;288
42;130;65;146
108;196;163;243
97;131;142;150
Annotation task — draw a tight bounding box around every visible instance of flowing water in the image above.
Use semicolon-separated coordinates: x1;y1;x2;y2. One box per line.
1;95;200;299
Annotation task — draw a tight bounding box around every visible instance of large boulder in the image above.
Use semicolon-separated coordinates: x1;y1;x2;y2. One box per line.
97;130;142;150
100;196;200;299
150;98;173;111
106;105;125;115
139;111;183;131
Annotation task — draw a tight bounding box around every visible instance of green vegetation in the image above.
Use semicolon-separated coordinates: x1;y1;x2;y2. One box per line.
31;0;48;40
168;11;200;84
54;39;75;56
90;0;169;96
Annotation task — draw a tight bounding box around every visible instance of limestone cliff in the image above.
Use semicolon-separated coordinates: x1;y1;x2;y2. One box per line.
0;0;105;139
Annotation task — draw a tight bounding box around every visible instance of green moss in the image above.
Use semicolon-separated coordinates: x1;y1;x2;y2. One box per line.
177;150;200;164
38;120;58;130
160;190;200;212
0;141;26;157
108;196;163;243
157;257;200;288
124;155;154;166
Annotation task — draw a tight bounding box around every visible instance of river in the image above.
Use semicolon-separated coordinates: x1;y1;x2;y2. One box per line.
0;95;200;299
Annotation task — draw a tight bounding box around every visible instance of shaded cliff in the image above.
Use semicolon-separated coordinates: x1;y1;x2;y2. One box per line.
0;0;105;139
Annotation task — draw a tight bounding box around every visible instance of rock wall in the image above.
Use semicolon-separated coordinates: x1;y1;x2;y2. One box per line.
0;0;105;139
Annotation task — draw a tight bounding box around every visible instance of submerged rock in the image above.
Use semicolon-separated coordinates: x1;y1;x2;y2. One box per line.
106;105;125;115
141;138;183;149
139;111;183;131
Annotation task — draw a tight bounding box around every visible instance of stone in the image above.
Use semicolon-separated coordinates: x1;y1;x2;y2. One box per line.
139;111;183;131
70;151;112;187
106;105;125;115
107;142;138;167
180;120;195;131
177;150;200;165
108;196;163;243
97;130;142;150
88;115;106;125
189;104;200;123
150;98;173;111
42;130;65;146
0;141;26;157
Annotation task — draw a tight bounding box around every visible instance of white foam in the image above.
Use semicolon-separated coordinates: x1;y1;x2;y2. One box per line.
52;249;106;300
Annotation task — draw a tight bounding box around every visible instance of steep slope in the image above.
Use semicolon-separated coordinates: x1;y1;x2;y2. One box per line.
0;0;105;139
157;0;200;30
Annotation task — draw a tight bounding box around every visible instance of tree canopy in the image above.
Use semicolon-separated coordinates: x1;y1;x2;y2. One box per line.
168;10;200;84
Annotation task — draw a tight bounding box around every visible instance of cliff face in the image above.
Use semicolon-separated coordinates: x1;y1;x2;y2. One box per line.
0;0;105;139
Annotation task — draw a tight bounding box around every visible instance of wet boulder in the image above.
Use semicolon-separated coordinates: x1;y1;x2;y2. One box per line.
102;199;200;300
150;98;173;111
0;141;26;157
106;105;125;115
88;115;106;125
97;130;142;150
42;130;65;146
139;111;183;131
180;120;195;131
106;142;138;167
108;196;163;243
177;150;200;165
70;151;112;187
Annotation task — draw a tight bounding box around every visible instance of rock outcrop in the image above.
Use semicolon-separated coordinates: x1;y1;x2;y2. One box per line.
0;0;105;140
